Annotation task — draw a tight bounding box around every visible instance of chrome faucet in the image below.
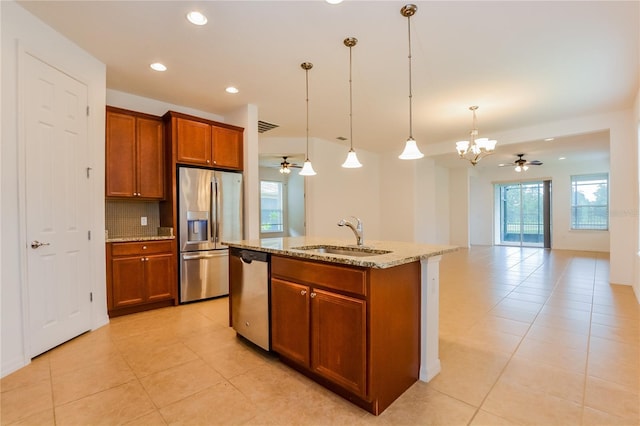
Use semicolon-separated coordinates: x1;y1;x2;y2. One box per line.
338;216;364;246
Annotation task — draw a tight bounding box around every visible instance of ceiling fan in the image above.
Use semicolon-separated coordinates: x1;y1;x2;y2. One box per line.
279;156;302;174
499;154;543;172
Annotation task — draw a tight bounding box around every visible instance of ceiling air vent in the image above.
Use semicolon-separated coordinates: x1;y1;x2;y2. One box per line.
258;121;279;133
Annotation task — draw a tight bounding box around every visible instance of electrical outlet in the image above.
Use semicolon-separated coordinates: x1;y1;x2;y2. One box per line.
141;216;148;226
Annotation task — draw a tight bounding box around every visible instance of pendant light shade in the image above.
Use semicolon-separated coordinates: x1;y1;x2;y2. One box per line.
398;4;424;160
342;37;363;169
299;62;317;176
299;160;317;175
342;149;362;168
399;137;424;160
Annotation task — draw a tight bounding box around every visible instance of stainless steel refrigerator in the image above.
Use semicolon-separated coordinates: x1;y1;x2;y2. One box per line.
178;166;243;303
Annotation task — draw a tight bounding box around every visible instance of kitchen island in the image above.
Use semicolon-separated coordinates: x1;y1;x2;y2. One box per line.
225;236;456;415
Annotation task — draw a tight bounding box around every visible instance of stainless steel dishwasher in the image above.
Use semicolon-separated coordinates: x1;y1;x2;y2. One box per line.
229;247;270;350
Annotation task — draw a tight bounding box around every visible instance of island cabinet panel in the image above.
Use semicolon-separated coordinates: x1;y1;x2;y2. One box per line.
106;107;164;199
271;278;310;366
106;240;177;317
270;254;421;415
271;255;366;296
311;289;367;397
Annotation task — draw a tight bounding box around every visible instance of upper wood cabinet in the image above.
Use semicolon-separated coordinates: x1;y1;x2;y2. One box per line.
168;112;243;171
212;125;243;169
175;117;211;166
106;107;165;199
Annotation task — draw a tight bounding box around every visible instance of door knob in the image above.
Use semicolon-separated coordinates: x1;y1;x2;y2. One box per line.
30;240;50;249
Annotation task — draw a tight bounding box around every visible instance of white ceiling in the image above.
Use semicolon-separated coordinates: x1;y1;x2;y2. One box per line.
17;1;637;166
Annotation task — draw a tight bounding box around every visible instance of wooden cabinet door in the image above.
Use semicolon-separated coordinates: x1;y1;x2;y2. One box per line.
136;117;164;199
212;126;243;170
106;111;136;197
311;288;367;398
176;118;212;166
271;278;310;366
144;253;174;303
111;256;146;308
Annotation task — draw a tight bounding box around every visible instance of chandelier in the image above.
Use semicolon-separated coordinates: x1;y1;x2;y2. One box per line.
455;106;497;166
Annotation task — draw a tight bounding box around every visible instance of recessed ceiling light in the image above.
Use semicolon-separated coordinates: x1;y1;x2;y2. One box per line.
326;0;343;4
187;11;208;26
559;157;566;160
225;86;239;94
150;62;167;72
544;138;555;141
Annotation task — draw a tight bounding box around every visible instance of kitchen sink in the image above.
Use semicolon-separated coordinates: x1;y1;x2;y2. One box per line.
292;245;392;257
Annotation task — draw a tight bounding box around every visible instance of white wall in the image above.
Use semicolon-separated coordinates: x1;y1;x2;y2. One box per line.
1;1;107;376
469;156;610;252
379;155;416;242
449;168;471;247
287;171;305;236
634;88;640;303
106;89;224;122
260;137;382;242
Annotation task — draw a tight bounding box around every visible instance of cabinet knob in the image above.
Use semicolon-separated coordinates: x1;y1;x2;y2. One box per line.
300;290;307;296
140;258;145;262
206;160;210;164
310;292;316;298
142;246;147;250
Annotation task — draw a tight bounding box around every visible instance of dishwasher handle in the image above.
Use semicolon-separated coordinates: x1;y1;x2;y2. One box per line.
231;248;269;264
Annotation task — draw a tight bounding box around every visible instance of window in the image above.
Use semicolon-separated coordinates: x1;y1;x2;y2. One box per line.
260;180;283;233
571;173;608;230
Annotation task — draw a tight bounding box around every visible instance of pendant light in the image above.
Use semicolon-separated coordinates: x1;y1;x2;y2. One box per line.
299;62;317;176
342;37;363;168
398;4;424;160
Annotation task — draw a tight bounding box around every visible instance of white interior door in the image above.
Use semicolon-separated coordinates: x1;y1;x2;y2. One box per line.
22;51;92;357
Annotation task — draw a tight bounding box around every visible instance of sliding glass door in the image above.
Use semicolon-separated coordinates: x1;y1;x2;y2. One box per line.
495;180;551;248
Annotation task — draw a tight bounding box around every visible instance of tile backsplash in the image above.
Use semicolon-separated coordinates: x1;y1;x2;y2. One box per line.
105;200;161;238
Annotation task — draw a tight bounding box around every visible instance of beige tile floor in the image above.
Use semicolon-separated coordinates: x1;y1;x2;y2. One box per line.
2;246;639;425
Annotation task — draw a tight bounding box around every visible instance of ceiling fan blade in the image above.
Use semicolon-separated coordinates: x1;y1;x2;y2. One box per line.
527;160;543;165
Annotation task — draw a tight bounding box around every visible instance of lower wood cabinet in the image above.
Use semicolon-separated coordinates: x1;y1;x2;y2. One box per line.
106;240;177;317
270;255;421;415
271;278;367;397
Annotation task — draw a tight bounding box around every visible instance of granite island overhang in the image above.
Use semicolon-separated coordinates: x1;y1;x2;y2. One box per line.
224;236;457;269
224;236;457;414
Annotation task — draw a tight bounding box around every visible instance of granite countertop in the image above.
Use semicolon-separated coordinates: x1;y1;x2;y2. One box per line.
106;235;175;243
223;236;457;269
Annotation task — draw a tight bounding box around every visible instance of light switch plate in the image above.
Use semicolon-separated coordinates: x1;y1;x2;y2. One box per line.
141;216;147;226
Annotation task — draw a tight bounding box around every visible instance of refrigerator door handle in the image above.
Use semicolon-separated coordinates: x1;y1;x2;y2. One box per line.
210;180;216;243
214;177;220;243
